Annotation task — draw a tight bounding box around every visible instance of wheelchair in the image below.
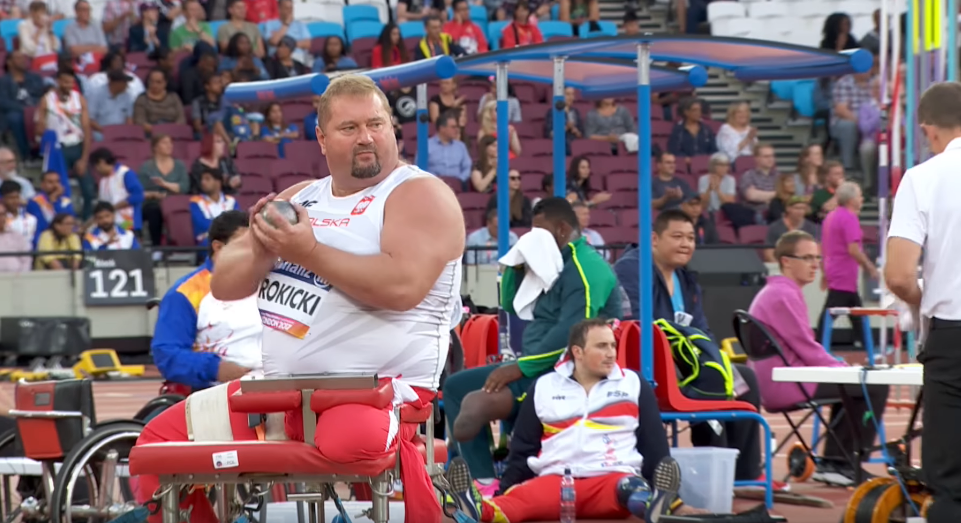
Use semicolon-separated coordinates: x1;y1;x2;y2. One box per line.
0;297;189;523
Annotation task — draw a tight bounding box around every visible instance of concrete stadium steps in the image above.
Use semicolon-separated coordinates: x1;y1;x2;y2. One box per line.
599;0;668;31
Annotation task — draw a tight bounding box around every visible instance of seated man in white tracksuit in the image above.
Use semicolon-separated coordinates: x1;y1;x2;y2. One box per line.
446;318;707;523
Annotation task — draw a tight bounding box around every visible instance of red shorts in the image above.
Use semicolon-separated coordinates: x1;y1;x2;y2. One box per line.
482;473;631;523
133;380;441;523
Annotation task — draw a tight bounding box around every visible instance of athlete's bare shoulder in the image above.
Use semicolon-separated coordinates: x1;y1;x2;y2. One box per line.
392;164;459;194
384;171;465;254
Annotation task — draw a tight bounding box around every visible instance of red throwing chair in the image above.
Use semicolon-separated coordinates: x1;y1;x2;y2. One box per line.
128;375;447;523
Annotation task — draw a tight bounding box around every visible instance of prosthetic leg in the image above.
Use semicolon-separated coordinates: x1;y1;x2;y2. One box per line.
617;475;654;519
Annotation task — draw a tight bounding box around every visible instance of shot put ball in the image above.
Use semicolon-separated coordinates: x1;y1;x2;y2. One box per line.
261;200;300;227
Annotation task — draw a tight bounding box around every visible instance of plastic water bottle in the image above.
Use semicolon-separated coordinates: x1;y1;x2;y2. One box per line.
560;467;576;523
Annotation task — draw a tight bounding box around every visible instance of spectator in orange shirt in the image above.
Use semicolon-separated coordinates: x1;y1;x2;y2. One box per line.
444;0;488;55
371;23;410;69
500;0;543;48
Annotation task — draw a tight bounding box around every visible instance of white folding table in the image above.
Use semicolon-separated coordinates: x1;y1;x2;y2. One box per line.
773;364;924;484
772;364;923;387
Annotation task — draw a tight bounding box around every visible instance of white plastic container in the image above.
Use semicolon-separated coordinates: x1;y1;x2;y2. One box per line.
670;446;740;513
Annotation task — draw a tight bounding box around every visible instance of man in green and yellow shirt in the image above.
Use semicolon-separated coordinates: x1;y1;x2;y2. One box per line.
442;197;622;489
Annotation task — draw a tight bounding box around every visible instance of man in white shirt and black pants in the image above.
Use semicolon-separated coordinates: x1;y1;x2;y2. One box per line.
885;82;961;523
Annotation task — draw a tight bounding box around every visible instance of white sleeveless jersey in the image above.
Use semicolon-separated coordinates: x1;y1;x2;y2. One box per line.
258;165;462;390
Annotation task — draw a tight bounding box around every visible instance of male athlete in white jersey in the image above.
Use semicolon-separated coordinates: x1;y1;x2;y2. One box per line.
132;74;465;523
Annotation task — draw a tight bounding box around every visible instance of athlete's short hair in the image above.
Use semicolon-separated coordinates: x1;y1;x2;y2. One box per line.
532;197;579;232
919;82;961;130
93;201;115;216
316;74;392;132
568;318;613;351
208;210;249;256
653;209;693;235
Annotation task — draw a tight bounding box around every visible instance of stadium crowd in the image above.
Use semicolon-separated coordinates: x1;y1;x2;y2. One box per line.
0;0;882;275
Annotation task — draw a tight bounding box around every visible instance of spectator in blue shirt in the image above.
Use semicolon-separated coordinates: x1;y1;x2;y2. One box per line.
222;104;256;142
419;110;472;189
190;167;239;251
303;95;321;142
465;208;519;265
88;70;135;141
259;102;300;157
262;0;311;64
26;170;74;246
312;36;359;73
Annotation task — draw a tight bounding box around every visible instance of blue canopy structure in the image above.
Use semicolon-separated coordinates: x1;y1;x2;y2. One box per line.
222;56;458;103
469;34;872;81
455;57;709;98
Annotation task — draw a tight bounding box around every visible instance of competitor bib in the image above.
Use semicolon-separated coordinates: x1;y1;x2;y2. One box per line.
257;261;328;339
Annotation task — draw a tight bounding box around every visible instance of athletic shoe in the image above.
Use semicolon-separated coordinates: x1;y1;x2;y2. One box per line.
446;457;482;522
755;474;790;492
474;479;500;499
647;456;682;523
810;461;858;487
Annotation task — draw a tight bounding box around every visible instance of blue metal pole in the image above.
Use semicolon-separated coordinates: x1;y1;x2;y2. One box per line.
495;62;511;356
416;83;429;170
907;0;917;169
636;41;654;386
552;57;567;197
950;0;958;81
496;63;510;259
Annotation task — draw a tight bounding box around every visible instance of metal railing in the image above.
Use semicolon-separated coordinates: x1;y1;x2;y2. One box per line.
0;243;779;267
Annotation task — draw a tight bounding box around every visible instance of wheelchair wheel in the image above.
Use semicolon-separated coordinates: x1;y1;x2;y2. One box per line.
133;394;185;423
50;421;143;523
786;442;815;482
843;478;928;523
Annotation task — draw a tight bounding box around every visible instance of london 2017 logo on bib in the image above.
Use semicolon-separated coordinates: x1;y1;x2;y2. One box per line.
352;196;375;215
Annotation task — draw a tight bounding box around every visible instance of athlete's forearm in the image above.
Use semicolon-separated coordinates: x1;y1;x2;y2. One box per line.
211;232;276;301
217;361;252;382
298;242;431;312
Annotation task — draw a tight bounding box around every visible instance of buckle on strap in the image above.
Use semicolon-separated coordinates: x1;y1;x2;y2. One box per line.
249;414;266;441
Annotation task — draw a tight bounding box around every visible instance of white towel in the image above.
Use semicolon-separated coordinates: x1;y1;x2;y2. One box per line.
498;228;564;320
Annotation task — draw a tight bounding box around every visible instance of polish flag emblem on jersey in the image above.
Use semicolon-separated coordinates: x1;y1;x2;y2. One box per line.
352;196;375;215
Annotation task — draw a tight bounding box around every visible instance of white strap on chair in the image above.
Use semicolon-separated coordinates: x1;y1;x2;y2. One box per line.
185;383;235;442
